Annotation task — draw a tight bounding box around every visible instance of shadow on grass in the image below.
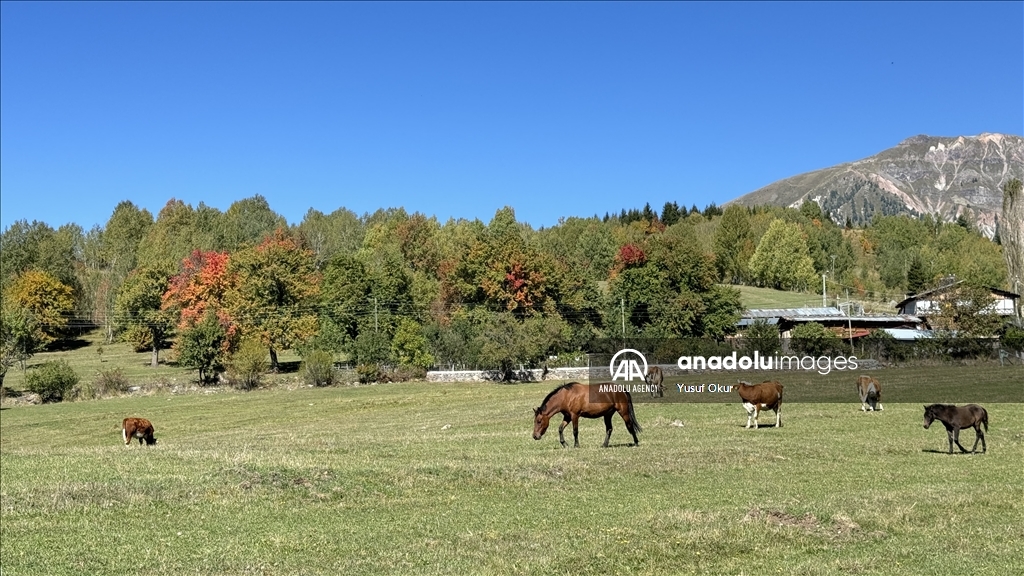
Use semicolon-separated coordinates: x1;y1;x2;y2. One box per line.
274;361;301;374
920;449;985;455
44;338;91;352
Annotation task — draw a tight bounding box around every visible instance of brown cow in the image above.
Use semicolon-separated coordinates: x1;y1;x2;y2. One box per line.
737;380;783;429
856;375;883;412
122;417;157;446
646;366;665;398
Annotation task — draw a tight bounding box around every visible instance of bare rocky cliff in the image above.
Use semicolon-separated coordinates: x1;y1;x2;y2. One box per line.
730;133;1024;238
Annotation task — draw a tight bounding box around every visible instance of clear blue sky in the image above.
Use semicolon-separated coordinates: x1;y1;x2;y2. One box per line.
2;2;1021;231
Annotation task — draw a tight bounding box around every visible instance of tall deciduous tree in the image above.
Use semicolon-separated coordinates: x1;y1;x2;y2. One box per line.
176;310;230;383
1002;179;1023;312
931;283;1005;337
136;199;200;270
4;270;76;345
225;230;320;369
607;225;740;339
220;195;287;251
103;201;154;277
0;220;80;293
1;301;40;383
115;266;174;367
162;251;234;329
748;220;818;291
297;207;364;269
714;205;754;284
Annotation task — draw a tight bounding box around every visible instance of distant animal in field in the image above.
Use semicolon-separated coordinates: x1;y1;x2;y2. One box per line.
737;380;783;428
532;382;642;448
923;404;988;454
122;417;157;446
856;375;883;412
646;366;665;398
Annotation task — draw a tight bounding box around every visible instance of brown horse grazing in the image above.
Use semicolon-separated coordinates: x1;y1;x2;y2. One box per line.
533;382;642;448
924;404;988;454
646;366;665;398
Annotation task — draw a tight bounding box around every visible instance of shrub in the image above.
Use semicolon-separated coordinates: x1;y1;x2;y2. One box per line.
122;324;155;353
74;367;132;399
861;330;907;363
25;360;79;403
790;322;843;357
302;350;337;387
389;365;426;382
355;362;381;384
175;311;230;383
1002;326;1024;354
229;339;269;390
743;319;782;356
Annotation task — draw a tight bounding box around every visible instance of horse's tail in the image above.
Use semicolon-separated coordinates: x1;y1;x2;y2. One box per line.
982;409;989;432
628;395;642;434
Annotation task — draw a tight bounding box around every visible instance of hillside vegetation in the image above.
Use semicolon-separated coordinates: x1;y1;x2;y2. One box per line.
2;185;1017;388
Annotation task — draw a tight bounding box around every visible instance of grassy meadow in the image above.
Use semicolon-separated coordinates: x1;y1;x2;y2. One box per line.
2;374;1022;575
728;284;895;313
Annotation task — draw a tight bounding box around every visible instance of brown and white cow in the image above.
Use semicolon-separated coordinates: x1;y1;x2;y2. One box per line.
646;366;665;398
855;375;883;412
737;380;783;429
122;417;157;446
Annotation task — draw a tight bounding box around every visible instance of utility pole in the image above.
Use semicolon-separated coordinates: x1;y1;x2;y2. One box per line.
374;297;378;333
822;274;826;308
846;289;854;353
620;297;625;338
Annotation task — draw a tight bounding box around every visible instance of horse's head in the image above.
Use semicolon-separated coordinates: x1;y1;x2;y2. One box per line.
923;405;936;429
532;407;550;440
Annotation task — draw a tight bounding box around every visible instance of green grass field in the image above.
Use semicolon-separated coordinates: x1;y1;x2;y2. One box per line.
2;375;1022;575
729;284;894;313
1;328;305;392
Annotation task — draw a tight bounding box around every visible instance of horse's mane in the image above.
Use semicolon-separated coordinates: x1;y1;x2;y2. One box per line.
538;382;578;411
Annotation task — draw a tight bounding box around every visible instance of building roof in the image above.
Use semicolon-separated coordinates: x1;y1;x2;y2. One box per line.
894;279;1020;309
743;307;843;318
880;328;936;340
737;307;921;327
782;315;922;324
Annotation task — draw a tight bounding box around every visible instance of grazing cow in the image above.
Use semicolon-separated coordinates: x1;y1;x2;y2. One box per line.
122;417;157;446
856;375;883;412
923;404;988;454
737;380;783;429
646;366;665;398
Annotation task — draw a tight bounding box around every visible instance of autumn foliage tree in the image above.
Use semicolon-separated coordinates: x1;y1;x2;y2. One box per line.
162;250;233;329
225;230;320;370
4;270;76;346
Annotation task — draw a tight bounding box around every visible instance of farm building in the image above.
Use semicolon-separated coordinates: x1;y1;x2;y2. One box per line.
737;307;923;339
895;279;1020;323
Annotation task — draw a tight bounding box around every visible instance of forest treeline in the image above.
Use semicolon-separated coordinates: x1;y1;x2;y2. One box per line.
1;186;1016;382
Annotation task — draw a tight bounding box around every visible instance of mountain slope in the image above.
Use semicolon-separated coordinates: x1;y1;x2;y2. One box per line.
730;133;1024;237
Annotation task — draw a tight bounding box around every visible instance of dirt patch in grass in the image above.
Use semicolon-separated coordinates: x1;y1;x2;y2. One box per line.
742;507;867;540
744;507;822;530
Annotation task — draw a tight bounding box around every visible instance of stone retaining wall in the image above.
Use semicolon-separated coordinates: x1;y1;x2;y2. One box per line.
425;359;880;383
